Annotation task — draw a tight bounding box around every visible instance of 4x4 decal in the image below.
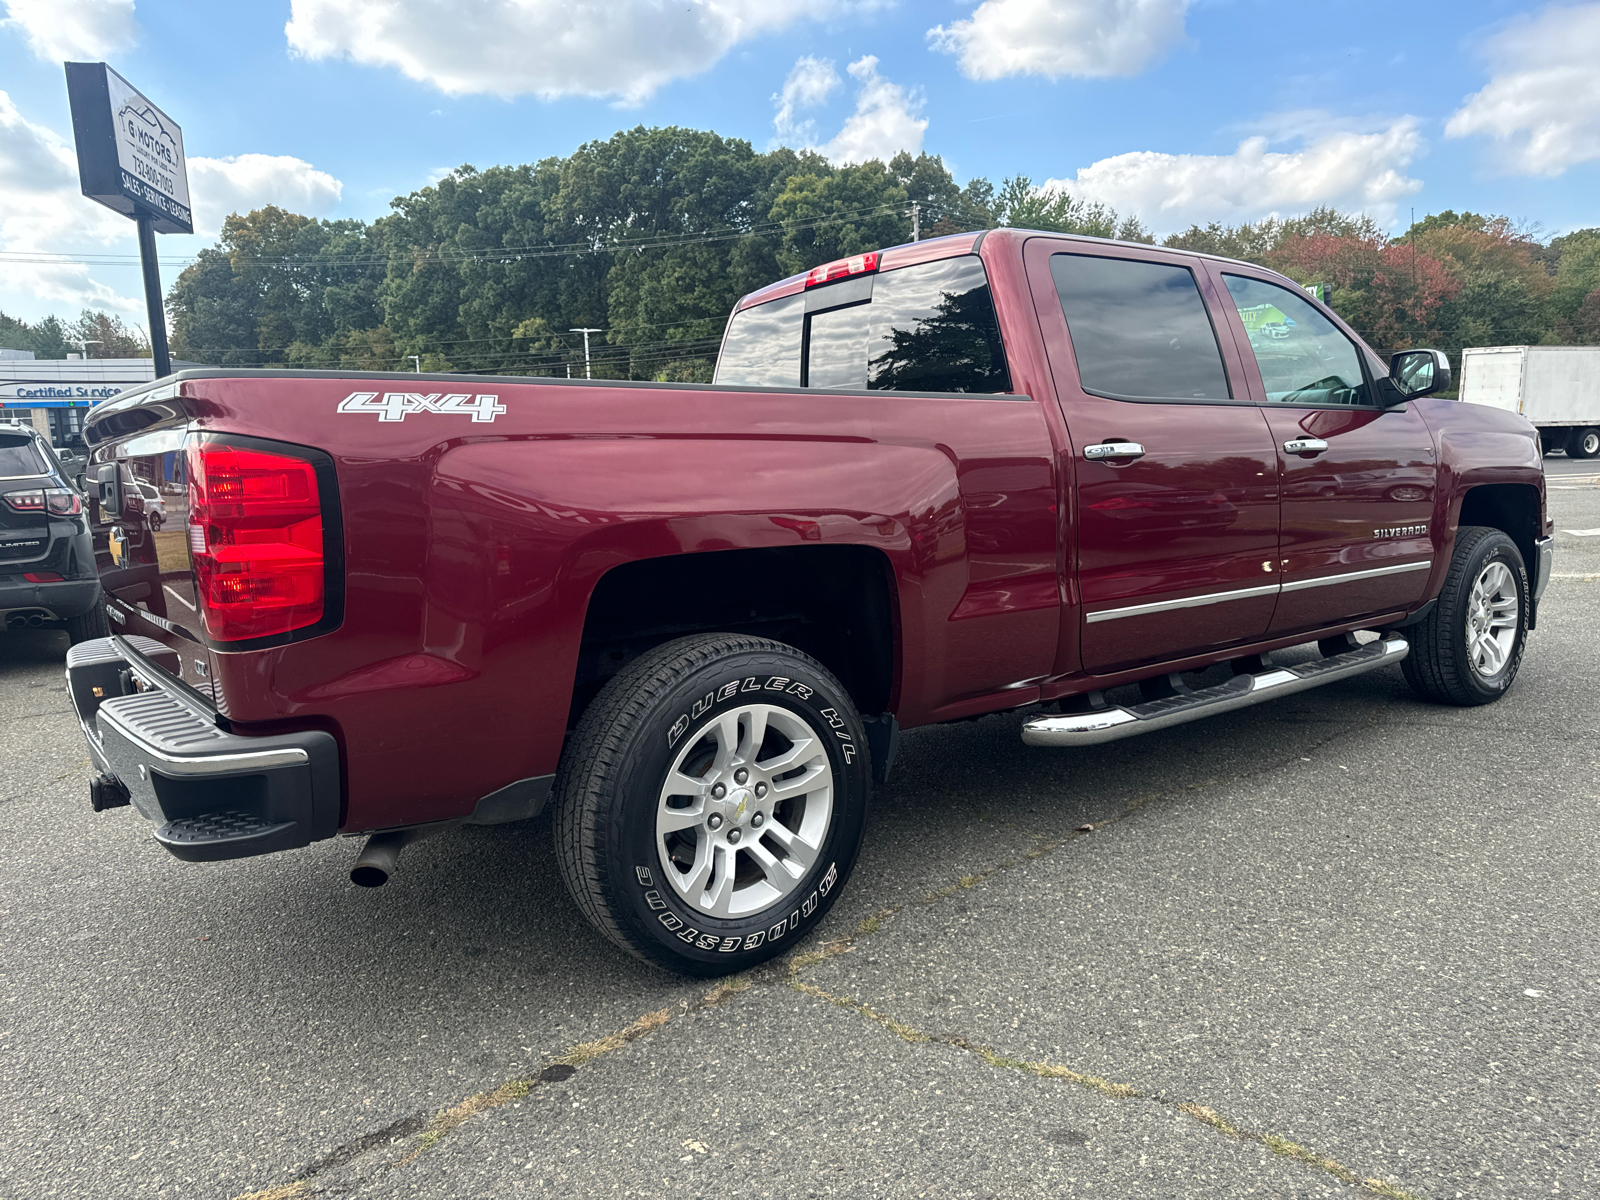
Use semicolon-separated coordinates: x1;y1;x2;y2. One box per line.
337;391;506;423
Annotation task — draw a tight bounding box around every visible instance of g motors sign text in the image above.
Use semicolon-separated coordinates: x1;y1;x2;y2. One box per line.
64;62;192;234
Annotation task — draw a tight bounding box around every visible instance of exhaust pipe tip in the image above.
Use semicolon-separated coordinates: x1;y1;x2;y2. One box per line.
350;862;390;888
350;830;414;887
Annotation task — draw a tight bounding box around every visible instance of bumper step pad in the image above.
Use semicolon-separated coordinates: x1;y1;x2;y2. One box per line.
68;635;341;861
1022;635;1409;748
157;809;295;850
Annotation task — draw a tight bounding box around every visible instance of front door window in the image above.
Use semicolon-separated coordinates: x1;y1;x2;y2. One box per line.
1221;275;1369;406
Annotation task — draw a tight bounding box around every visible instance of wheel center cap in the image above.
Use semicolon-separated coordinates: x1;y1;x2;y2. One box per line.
726;787;754;824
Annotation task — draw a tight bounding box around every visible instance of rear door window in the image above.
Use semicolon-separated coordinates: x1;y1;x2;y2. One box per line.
1050;254;1231;402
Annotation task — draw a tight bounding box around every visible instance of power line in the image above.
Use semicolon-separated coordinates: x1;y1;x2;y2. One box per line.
0;202;911;271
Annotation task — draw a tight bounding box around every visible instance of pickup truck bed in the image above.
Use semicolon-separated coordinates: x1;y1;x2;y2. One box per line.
69;228;1553;974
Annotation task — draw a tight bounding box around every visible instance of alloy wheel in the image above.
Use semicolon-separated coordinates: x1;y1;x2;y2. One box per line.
1465;560;1519;678
655;703;834;919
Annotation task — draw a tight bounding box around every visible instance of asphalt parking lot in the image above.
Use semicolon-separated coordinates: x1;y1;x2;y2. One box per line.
2;461;1597;1200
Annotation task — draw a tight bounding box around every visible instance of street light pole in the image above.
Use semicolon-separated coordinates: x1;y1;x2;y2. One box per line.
76;339;102;359
570;327;602;380
409;355;421;372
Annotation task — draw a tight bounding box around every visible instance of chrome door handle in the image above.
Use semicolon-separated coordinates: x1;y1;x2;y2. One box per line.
1084;441;1145;460
1283;437;1329;454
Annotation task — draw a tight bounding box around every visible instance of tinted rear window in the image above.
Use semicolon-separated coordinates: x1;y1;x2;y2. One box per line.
715;255;1011;395
714;292;804;387
806;302;870;390
0;436;44;478
866;256;1010;393
1051;254;1231;402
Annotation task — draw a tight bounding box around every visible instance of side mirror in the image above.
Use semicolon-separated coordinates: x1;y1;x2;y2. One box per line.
1387;349;1451;400
95;462;122;518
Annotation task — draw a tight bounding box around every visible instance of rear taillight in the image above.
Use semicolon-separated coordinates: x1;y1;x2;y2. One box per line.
186;441;326;641
4;488;79;515
24;571;62;582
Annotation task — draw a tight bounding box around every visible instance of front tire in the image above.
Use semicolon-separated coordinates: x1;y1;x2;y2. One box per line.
552;634;870;976
1401;526;1528;706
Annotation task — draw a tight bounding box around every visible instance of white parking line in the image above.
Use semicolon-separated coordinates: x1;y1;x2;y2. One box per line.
163;585;195;611
1561;529;1600;536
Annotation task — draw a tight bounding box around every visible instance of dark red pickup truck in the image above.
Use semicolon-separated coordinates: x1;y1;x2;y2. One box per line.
70;229;1552;974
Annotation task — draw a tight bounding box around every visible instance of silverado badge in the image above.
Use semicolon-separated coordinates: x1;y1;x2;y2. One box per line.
1374;525;1428;538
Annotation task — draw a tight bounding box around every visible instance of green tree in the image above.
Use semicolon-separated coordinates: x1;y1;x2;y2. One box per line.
68;310;150;358
0;312;72;358
1547;228;1600;342
169;206;386;367
769;161;912;278
1400;214;1553;353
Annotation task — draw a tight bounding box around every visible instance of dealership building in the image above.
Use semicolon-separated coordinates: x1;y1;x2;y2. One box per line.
0;351;201;448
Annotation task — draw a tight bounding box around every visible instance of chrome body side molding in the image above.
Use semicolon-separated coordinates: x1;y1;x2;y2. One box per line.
1084;560;1430;624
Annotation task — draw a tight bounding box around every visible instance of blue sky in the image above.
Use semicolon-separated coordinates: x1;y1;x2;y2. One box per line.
2;0;1598;327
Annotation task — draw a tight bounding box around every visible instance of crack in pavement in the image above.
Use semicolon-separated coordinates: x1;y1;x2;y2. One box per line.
783;978;1425;1200
226;695;1425;1199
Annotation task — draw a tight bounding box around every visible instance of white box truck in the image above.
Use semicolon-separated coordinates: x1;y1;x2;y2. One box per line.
1458;345;1600;459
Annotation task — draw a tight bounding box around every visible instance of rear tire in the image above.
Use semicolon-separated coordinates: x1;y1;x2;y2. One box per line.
1569;427;1600;459
65;596;110;645
1401;527;1527;706
552;633;870;976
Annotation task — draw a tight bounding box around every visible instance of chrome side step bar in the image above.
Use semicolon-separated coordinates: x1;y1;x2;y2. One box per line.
1022;635;1409;748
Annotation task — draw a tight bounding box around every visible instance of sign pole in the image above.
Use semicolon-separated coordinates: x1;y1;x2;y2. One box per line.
135;215;171;378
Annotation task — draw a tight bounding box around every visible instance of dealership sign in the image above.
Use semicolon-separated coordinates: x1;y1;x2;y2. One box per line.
65;62;192;234
0;385;124;406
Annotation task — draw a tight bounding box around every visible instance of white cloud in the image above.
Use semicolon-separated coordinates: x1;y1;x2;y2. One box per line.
773;56;841;146
771;54;927;165
0;90;140;314
186;154;343;237
1043;118;1424;232
0;94;346;322
1445;3;1600;177
1;0;139;63
929;0;1188;80
286;0;884;103
816;57;926;165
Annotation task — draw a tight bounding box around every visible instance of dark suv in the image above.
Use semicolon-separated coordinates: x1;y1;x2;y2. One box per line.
0;421;106;643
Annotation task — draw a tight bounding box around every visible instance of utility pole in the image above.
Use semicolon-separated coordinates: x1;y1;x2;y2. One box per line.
570;327;602;380
907;201;921;242
409;355;421;372
1410;206;1417;293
